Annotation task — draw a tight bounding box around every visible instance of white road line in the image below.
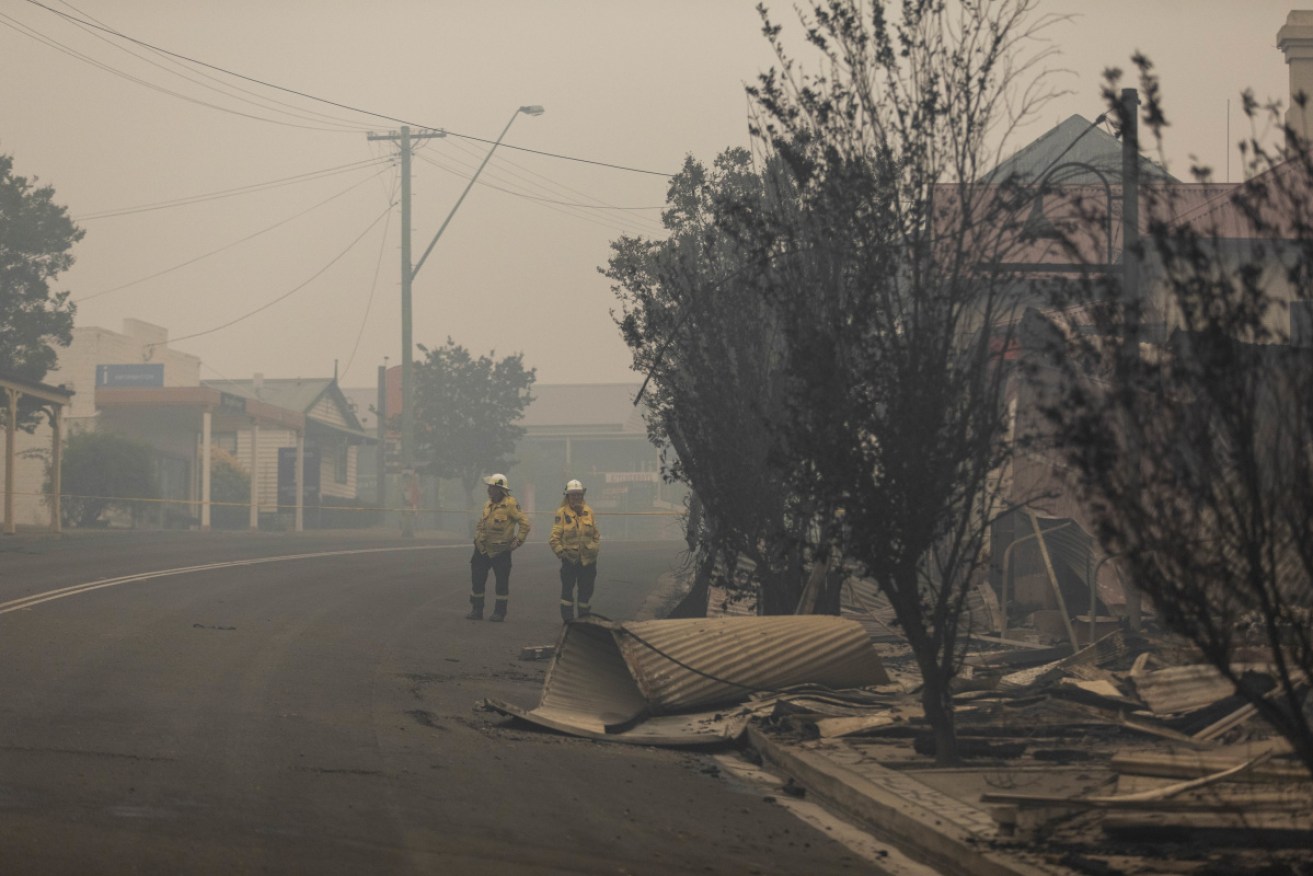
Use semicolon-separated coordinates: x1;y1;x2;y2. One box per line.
0;544;465;615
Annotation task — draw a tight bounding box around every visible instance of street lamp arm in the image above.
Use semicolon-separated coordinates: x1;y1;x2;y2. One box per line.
1030;160;1118;268
412;105;543;280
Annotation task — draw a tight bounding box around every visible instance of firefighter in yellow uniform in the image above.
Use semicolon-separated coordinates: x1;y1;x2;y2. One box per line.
467;473;531;622
549;479;601;622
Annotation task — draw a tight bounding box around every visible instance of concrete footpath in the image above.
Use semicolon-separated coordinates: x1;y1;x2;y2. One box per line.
747;727;1077;876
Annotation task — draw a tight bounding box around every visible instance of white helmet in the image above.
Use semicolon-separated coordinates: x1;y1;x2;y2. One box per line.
483;473;510;491
565;479;585;494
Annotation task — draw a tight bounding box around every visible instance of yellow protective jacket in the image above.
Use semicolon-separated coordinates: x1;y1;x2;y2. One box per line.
549;501;600;566
475;496;531;557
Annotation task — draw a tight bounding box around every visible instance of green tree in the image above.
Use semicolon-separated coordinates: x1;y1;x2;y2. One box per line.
209;448;250;529
607;148;826;615
54;431;156;528
0;153;82;430
411;338;536;508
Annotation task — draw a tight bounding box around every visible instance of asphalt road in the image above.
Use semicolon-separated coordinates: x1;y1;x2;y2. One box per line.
0;530;880;875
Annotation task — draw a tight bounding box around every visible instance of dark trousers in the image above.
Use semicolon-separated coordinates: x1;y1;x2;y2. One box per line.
470;549;512;615
558;560;597;621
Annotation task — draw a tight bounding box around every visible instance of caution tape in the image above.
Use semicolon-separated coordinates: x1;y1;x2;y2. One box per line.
7;488;684;518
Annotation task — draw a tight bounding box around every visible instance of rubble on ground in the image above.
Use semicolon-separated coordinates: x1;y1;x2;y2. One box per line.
485;569;1310;874
757;578;1313;875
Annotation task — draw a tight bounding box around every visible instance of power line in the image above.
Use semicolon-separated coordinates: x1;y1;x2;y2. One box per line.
49;0;375;133
0;12;363;133
158;203;394;348
411;134;667;234
414;152;663;236
471;182;664;211
341;175;401;383
412;151;665;231
76;165;394;302
441;132;674;177
21;0;676;176
440;134;668;215
74;157;390;221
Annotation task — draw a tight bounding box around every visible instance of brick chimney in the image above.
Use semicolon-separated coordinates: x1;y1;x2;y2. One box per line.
1277;10;1313;139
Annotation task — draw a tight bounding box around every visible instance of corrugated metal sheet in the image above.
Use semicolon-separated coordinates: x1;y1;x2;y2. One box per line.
841;573;1001;639
706;584;756;617
485;616;889;744
615;616;890;714
536;619;648;731
705;554;759;617
841;576;901;642
1131;664;1243;715
999;628;1134;691
483;698;750;747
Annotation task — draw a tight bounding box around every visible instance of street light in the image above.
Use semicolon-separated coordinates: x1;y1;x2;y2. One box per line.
398;105;544;531
1021;161;1117;269
411;105;544;279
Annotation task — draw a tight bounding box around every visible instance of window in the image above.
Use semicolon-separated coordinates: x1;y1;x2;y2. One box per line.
335;441;349;484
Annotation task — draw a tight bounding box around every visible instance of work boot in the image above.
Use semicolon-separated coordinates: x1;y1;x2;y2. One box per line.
488;612;505;622
560;602;574;623
464;608;483;620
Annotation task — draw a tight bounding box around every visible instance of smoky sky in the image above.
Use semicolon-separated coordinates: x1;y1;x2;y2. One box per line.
0;0;1297;389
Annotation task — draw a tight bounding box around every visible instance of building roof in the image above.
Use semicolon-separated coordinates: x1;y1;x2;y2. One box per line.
517;383;647;434
204;377;330;412
1168;159;1313;239
996;181;1242;269
988;115;1178;185
0;371;75;405
202;377;369;437
339;386;380;431
95;386;305;432
335;380;649;437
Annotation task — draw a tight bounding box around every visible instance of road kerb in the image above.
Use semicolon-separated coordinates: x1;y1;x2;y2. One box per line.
746;727;1063;876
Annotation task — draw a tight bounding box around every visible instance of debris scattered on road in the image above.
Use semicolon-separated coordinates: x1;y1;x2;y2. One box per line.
518;644;555;661
478;563;1311;872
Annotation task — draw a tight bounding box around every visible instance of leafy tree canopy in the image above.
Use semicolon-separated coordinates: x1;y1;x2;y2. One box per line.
209;448;250;504
208;448;250;529
411;338;536;501
608;0;1061;765
607;147;821;615
0;152;82;430
55;430;156;528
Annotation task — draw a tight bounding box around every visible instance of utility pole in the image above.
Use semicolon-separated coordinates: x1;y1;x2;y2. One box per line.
376;362;387;509
1120;87;1143;632
367;126;445;535
1121;88;1140;326
366;108;541;536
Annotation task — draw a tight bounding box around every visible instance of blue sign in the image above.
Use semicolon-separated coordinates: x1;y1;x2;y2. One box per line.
96;363;164;387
